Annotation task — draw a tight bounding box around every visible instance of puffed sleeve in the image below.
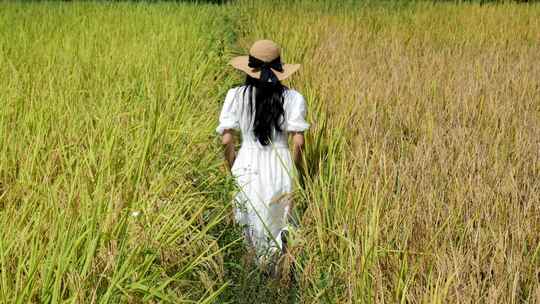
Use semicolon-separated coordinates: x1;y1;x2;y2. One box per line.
216;89;240;134
286;91;310;132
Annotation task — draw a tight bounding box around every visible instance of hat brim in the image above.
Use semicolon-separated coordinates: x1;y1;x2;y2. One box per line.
229;56;300;81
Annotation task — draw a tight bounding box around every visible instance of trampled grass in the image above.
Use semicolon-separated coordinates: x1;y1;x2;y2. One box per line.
1;1;539;303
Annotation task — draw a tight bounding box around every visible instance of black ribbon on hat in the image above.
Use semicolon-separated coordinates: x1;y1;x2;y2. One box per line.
248;55;283;84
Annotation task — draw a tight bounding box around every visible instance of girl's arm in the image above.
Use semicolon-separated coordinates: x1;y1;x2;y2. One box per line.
222;129;236;171
291;132;305;171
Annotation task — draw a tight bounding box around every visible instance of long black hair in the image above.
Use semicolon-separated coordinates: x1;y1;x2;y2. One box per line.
242;75;286;145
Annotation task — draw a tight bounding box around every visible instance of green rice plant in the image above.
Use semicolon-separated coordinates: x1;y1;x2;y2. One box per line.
0;2;242;302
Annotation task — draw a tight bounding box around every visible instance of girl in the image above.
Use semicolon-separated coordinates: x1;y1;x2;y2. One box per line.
216;40;309;262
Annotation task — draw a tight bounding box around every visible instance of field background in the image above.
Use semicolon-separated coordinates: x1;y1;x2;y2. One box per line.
1;1;539;303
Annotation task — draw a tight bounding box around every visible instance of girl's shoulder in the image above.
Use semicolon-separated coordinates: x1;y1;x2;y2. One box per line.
226;86;244;95
285;88;302;97
224;86;245;103
283;88;306;107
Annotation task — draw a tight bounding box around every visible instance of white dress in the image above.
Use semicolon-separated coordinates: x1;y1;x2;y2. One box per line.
216;86;310;257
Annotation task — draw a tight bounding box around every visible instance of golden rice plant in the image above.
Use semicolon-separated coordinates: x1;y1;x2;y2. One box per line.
238;1;540;302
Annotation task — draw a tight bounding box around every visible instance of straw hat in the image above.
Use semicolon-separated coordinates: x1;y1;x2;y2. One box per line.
230;40;300;82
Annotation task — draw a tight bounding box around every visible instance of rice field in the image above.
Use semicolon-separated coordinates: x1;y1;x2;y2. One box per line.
1;1;539;303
